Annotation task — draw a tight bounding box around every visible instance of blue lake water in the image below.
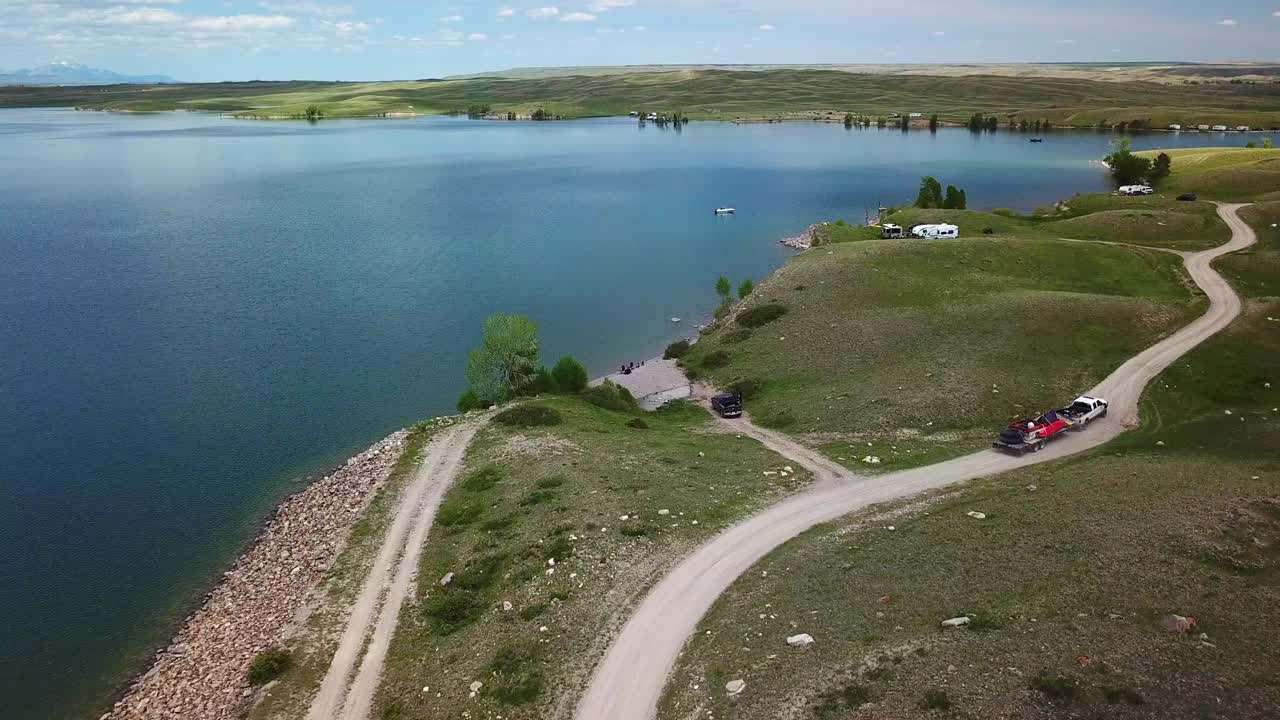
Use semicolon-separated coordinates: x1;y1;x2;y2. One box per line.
0;108;1271;718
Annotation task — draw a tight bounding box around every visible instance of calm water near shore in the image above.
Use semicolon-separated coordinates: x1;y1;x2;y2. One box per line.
0;108;1270;718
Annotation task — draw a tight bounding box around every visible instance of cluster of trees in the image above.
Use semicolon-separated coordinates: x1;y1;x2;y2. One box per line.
713;275;754;320
466;104;491;118
457;313;589;411
1093;118;1154;132
967;113;999;132
842;113;874;129
1103;138;1173;186
915;176;967;209
1014;118;1054;132
531;108;557;121
1246;138;1275;149
303;105;323;121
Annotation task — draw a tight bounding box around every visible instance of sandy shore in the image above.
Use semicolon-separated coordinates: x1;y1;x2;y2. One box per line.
102;429;417;720
595;356;694;410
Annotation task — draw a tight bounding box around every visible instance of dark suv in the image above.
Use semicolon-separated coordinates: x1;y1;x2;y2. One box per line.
710;392;743;418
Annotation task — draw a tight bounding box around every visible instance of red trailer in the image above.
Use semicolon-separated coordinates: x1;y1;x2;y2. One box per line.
993;410;1073;455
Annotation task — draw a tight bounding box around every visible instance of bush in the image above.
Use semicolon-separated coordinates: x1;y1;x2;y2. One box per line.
721;328;753;344
457;390;483;413
619;524;654;537
580;381;639;413
437;497;485;527
921;689;952;710
494;405;563;428
663;340;691;359
626;417;650;429
461;465;504;492
1029;672;1078;700
454;554;506;591
982;226;995;235
701;350;731;369
713;302;731;321
1101;685;1144;705
424;589;487;634
726;377;764;399
551;356;588;393
535;475;565;489
529;367;558;395
247;647;291;686
736;303;788;328
519;489;557;506
486;643;546;705
758;409;797;428
737;279;754;300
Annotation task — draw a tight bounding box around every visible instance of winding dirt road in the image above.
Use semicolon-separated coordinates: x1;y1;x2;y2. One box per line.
305;420;481;720
574;203;1255;720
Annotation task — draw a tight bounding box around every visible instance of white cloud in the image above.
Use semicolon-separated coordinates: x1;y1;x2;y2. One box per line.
1217;18;1237;26
258;1;353;17
589;0;634;10
438;14;464;22
1274;10;1280;17
497;6;514;17
102;8;182;25
526;6;559;18
468;32;487;40
932;30;944;36
188;14;294;31
562;11;596;21
333;20;368;34
633;24;645;30
1057;38;1075;45
758;23;773;30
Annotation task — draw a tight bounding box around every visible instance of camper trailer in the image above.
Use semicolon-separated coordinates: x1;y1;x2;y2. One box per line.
910;223;959;239
1168;124;1182;131
881;223;904;239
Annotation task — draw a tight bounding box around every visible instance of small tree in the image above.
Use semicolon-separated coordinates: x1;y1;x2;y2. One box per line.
1150;152;1173;184
715;275;732;302
738;278;754;300
899;114;910;131
915;176;944;208
551;356;588;393
304;105;323;121
1264;138;1274;149
928;113;939;131
843;112;854;128
465;314;541;402
1104;138;1153;186
942;185;965;209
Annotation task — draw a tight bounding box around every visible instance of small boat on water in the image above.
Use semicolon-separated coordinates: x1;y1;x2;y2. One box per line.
1029;137;1044;143
714;207;736;215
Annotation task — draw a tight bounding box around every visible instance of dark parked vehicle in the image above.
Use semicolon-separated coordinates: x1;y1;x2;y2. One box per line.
1177;193;1198;201
710;392;743;418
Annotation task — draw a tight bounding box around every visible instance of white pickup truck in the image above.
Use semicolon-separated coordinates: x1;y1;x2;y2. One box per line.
1058;395;1109;427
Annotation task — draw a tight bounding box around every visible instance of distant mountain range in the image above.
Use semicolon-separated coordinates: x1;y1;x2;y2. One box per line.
0;62;176;86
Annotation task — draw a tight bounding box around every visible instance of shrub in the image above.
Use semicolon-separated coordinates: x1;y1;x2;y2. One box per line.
758;409;797;428
736;303;788;328
551;356;588;393
247;647;291;686
713;302;731;321
519;489;557;506
535;475;565;489
454;554;505;591
543;534;573;561
486;643;546;705
619;524;654;537
437;497;485;527
726;377;764;399
424;589;487;634
494;404;563;427
1101;685;1144;705
982;226;995;235
1029;672;1078;701
626;417;650;429
456;390;482;413
462;465;504;492
737;279;755;300
480;514;518;532
580;381;639;413
722;328;753;344
921;689;952;710
517;603;547;620
529;367;558;395
663;340;691;359
701;350;731;369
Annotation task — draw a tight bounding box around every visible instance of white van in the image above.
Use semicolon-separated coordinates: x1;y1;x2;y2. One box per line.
910;223;959;239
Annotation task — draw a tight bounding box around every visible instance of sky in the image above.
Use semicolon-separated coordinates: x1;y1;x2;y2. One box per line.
1;0;1278;81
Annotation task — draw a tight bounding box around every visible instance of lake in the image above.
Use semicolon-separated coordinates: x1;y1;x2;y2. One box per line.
0;108;1269;718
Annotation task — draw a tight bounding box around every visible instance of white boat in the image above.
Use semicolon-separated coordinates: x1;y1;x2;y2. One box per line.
714;207;735;215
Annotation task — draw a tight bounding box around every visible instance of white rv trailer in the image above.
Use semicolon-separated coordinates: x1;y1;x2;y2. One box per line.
910;223;959;239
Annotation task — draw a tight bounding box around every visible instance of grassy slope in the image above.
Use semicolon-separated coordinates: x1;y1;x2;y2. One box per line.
364;397;811;720
681;237;1198;472
1138;147;1280;201
4;69;1280;125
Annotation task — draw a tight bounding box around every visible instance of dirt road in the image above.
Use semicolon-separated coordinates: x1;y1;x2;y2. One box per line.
574;204;1255;720
305;420;482;720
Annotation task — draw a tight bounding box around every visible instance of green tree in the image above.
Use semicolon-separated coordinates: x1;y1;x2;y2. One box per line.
942;185;966;209
928;113;939;131
899;114;910;131
551;356;588;393
1263;138;1275;149
1103;138;1153;186
1150;152;1173;184
531;108;547;121
737;278;754;300
715;275;732;302
915;176;944;208
465;314;541;402
304;105;323;121
457;389;482;412
956;188;967;209
843;112;854;128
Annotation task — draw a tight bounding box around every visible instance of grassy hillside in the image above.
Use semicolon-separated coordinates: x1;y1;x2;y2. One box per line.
681;236;1197;471
1138;147;1280;201
659;295;1280;720
4;69;1280;126
1219;202;1280;298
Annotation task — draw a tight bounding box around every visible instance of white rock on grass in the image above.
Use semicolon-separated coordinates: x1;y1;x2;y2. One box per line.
725;679;746;697
786;633;815;648
439;572;454;587
469;681;483;692
503;601;513;612
658;509;670;516
942;616;971;628
966;511;987;520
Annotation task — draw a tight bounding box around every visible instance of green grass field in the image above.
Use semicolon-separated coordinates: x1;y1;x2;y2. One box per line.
1218;202;1280;298
1138;147;1280;201
360;397;811;720
659;296;1280;720
681;236;1198;472
5;69;1280;126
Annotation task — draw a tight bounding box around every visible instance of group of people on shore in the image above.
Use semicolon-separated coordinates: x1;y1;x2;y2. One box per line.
620;360;646;375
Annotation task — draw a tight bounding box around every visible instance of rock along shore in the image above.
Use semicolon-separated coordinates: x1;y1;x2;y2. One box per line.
103;429;412;720
780;222;828;250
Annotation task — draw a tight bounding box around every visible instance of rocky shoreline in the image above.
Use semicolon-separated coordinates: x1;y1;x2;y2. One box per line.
779;222;828;250
103;429;412;720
